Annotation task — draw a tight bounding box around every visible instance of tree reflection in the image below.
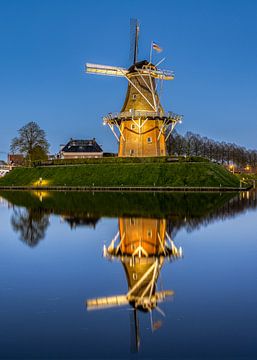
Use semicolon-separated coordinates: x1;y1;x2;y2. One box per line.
11;207;50;247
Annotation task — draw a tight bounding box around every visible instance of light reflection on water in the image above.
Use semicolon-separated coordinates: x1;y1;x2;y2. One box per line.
0;190;257;358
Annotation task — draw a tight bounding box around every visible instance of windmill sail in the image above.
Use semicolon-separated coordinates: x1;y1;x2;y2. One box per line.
86;63;128;77
129;18;139;64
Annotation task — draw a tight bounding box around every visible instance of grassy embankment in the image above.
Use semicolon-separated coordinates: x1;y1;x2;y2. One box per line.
0;161;240;187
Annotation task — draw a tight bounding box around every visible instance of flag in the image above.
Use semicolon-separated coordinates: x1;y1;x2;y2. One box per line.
152;42;163;52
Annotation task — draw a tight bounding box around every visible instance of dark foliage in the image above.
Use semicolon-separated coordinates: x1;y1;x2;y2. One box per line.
167;130;257;169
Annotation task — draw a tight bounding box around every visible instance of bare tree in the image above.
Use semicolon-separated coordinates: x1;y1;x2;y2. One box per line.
167;129;257;170
10;121;49;163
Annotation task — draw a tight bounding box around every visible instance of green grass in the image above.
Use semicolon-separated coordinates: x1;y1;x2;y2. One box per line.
32;155;209;166
0;162;240;187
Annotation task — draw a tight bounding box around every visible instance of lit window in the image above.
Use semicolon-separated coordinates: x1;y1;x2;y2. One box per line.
130;218;136;226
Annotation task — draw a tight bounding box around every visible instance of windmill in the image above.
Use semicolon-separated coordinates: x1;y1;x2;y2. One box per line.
85;19;183;157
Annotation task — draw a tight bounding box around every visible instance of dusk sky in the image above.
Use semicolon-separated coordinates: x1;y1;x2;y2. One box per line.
0;0;257;158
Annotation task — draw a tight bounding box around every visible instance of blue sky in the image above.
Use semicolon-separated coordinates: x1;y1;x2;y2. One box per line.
0;0;257;157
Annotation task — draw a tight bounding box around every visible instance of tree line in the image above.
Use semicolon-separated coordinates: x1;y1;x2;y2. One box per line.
167;130;257;169
7;121;257;170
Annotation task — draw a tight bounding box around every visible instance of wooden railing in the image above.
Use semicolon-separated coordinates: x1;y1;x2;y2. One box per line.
103;110;183;123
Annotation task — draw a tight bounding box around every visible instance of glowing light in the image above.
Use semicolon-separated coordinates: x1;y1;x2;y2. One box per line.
33;178;50;187
33;190;50;202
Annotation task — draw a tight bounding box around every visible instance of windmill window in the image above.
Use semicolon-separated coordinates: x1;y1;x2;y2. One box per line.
147;230;152;238
130;149;134;156
130;218;136;226
131;124;136;130
147;137;152;143
132;94;137;100
133;273;138;280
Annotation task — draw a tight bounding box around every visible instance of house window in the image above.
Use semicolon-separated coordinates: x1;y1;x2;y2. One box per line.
147;137;152;143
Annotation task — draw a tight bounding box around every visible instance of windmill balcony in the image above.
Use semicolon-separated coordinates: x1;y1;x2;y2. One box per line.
103;110;183;125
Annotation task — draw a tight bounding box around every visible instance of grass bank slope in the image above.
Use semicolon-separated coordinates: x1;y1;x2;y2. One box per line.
0;162;239;187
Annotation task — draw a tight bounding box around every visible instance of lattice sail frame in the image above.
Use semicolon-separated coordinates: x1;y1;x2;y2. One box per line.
86;63;183;147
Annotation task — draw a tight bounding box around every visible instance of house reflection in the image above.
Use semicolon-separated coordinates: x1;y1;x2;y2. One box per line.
86;217;182;352
61;215;100;229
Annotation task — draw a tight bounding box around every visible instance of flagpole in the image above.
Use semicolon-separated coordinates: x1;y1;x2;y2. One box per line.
150;41;153;63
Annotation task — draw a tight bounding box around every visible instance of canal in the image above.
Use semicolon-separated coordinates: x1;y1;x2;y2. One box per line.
0;190;256;358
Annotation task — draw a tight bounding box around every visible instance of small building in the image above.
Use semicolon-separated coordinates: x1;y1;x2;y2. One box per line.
8;154;25;166
59;138;103;159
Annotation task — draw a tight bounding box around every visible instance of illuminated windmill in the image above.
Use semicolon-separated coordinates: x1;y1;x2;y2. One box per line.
86;217;182;351
86;19;183;157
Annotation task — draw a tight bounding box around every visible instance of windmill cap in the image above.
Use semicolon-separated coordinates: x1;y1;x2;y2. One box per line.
128;60;156;73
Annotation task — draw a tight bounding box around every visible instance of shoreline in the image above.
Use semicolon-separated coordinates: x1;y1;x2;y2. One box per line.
0;185;252;192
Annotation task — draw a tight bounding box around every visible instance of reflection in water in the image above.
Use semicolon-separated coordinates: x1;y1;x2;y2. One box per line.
2;190;257;238
11;207;50;247
61;215;100;229
87;217;182;352
167;190;257;236
1;190;257;357
33;190;51;202
0;196;8;207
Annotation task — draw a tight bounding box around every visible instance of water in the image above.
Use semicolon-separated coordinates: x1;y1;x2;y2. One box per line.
0;190;256;359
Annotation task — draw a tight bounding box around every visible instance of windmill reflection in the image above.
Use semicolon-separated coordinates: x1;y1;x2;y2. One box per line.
87;217;182;351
